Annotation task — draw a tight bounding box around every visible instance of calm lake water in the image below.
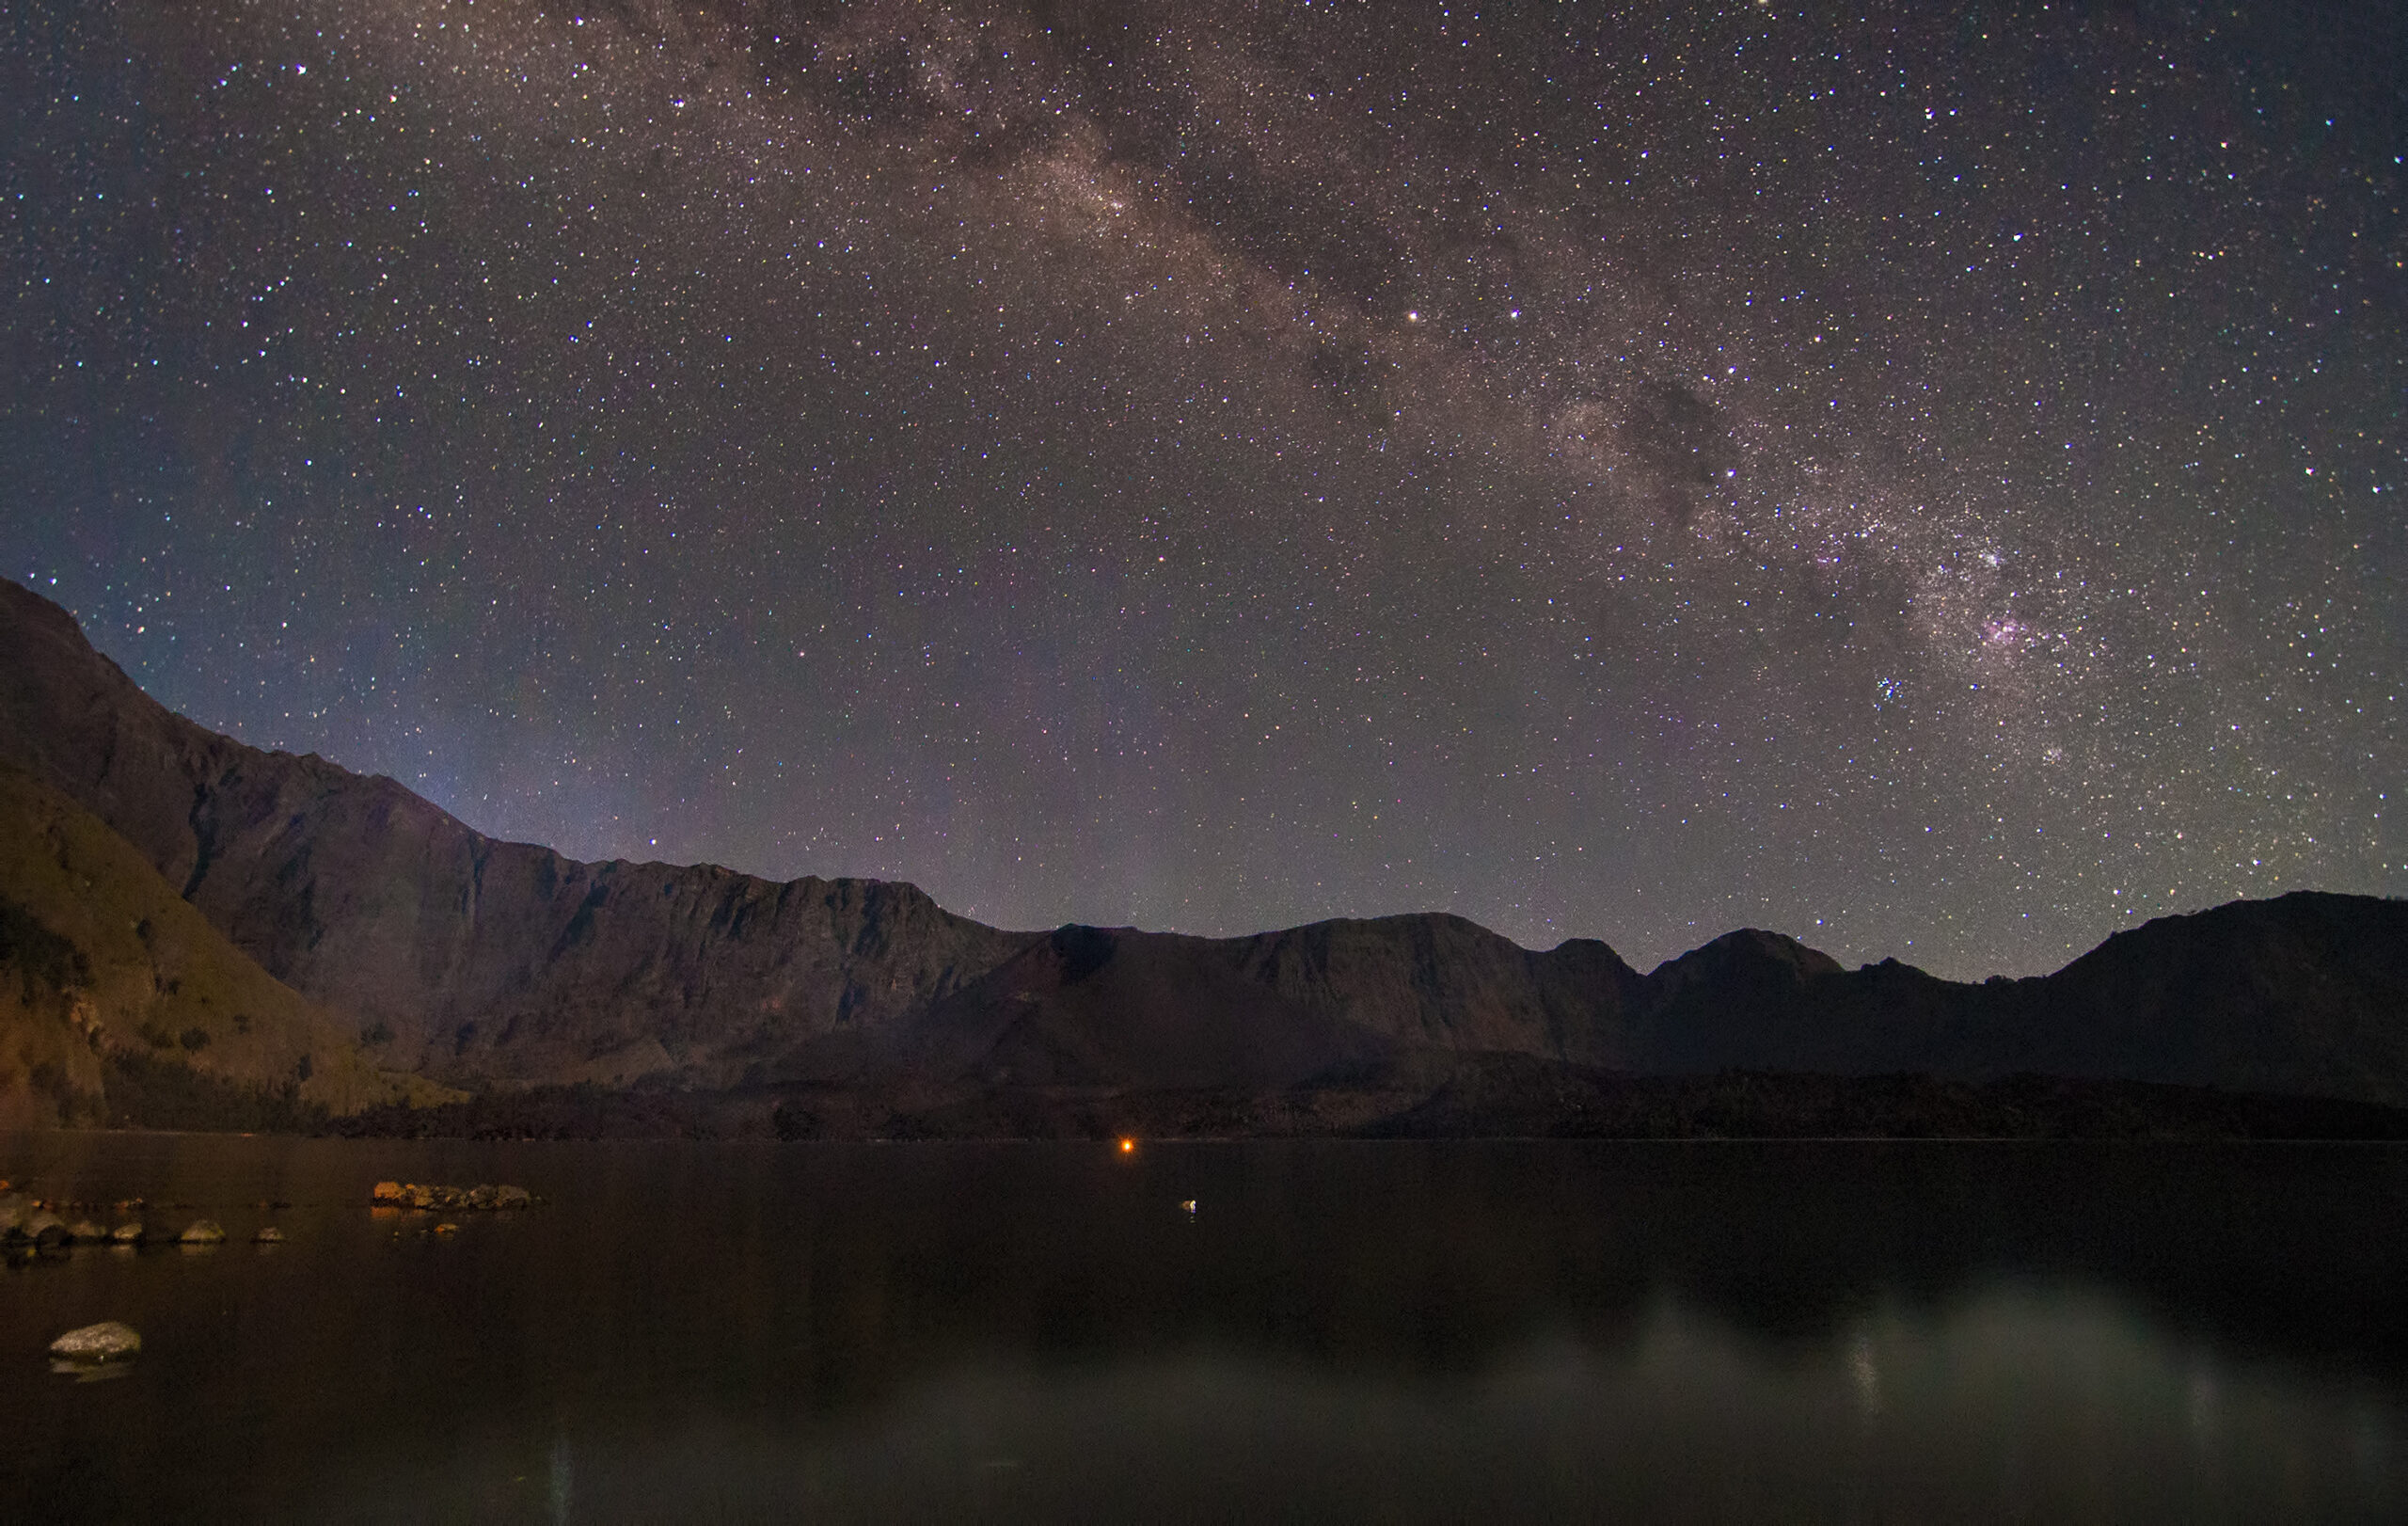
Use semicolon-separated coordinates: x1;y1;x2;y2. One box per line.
1;1136;2404;1523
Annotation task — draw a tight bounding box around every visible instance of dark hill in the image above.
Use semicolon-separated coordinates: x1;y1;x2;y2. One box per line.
1953;893;2408;1097
3;576;2404;1118
886;917;1644;1094
1608;897;2408;1105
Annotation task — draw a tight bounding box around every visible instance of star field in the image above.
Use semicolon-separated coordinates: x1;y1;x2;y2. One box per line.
4;0;2400;978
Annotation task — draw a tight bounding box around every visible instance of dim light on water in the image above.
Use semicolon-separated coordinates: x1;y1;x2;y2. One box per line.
0;1134;2401;1520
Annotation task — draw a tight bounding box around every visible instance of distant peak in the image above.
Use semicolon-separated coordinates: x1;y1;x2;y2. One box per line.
1652;927;1844;982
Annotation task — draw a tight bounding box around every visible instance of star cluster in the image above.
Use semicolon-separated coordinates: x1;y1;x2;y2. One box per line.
4;0;2400;977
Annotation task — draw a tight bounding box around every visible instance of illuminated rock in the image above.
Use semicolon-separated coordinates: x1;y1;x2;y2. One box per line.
49;1322;140;1362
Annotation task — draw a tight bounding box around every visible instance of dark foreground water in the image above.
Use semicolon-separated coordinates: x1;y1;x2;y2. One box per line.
1;1137;2405;1523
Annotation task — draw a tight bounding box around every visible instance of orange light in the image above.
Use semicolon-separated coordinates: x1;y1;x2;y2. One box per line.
1118;1137;1136;1154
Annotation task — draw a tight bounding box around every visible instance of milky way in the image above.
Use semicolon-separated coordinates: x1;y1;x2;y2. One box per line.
4;0;2400;977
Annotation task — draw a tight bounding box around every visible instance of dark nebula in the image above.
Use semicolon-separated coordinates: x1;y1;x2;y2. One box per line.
2;0;2400;977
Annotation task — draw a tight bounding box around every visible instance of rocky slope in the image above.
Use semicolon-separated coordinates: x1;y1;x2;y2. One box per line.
0;579;1645;1091
881;917;1644;1095
0;765;446;1127
0;579;1041;1087
3;576;2404;1112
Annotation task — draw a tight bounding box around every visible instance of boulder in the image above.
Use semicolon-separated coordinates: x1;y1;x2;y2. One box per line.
109;1221;145;1245
23;1212;68;1248
252;1226;285;1244
493;1184;532;1210
370;1181;405;1205
178;1218;227;1245
49;1322;141;1362
66;1220;106;1244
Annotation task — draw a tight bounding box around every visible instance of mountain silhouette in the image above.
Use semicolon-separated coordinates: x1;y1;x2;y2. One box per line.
4;576;2404;1128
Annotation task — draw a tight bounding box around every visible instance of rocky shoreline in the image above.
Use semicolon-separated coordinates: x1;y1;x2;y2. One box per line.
16;1174;547;1376
0;1186;268;1254
1;1174;541;1267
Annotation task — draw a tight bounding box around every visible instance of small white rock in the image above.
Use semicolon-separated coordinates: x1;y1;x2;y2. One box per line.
49;1321;141;1361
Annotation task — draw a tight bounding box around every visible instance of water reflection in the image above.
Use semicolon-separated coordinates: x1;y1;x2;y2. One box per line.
45;1359;131;1386
285;1299;2408;1522
0;1136;2401;1521
547;1433;572;1526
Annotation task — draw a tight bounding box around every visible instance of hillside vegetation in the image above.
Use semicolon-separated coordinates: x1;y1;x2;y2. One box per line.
0;765;454;1127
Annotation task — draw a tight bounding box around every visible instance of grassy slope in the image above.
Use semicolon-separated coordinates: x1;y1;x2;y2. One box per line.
0;765;457;1127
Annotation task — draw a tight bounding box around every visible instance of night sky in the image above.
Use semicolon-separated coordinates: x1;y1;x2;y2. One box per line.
4;0;2400;978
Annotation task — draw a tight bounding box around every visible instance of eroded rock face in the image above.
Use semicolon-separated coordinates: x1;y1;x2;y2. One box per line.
0;579;1037;1089
0;579;1650;1091
892;917;1648;1091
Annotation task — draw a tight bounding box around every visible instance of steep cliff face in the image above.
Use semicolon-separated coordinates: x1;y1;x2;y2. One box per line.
1225;916;1645;1066
0;579;1040;1086
883;917;1646;1093
0;580;1641;1089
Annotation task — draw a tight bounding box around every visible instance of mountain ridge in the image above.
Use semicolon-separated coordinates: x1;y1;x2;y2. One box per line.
4;576;2405;1114
0;579;1644;1092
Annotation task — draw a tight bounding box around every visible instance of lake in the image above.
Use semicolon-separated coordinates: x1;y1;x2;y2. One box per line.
1;1135;2404;1522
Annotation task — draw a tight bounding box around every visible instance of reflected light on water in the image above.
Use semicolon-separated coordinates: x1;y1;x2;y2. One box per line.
0;1134;2402;1522
282;1297;2401;1522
